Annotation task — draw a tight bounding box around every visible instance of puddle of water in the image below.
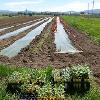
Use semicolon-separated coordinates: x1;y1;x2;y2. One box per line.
0;18;53;58
0;18;48;40
54;17;82;54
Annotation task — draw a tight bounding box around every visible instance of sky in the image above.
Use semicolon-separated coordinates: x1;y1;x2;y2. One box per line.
0;0;100;12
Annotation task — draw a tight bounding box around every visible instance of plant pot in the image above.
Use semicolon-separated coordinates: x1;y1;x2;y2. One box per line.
81;78;90;92
64;82;74;94
6;83;22;94
82;74;89;79
72;78;81;90
20;92;37;100
73;77;81;82
64;77;90;94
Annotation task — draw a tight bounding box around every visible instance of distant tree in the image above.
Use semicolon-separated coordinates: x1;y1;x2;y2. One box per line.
8;14;13;17
28;13;32;16
80;12;85;15
17;12;24;16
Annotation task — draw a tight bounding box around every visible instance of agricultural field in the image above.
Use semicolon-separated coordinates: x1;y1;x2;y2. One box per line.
62;16;100;43
0;16;9;19
0;15;100;99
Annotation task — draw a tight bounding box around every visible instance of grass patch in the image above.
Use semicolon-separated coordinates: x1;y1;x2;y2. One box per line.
31;26;52;53
0;64;17;77
31;31;50;53
62;16;100;44
0;16;9;19
0;64;37;77
0;78;18;100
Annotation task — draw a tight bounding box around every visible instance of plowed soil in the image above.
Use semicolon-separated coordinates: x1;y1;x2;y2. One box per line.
0;17;100;82
0;16;43;36
0;19;48;50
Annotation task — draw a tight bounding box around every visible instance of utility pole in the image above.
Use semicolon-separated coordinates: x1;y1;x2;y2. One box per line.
88;3;90;19
88;3;89;15
92;0;94;15
25;9;28;14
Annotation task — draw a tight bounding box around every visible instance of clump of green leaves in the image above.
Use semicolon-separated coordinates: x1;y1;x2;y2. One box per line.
71;64;91;78
37;82;53;97
21;83;39;93
62;67;71;81
45;66;53;82
52;69;63;82
7;65;91;98
8;71;31;84
54;84;65;97
8;71;22;84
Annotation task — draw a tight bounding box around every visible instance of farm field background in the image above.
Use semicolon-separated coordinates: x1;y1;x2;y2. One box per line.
62;16;100;44
0;15;100;100
0;0;100;99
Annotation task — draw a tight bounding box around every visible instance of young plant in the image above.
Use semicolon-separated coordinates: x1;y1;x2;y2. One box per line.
54;84;65;98
8;71;31;84
45;66;53;82
21;83;39;94
62;67;71;82
52;69;63;83
8;71;22;84
37;82;53;97
71;65;91;78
